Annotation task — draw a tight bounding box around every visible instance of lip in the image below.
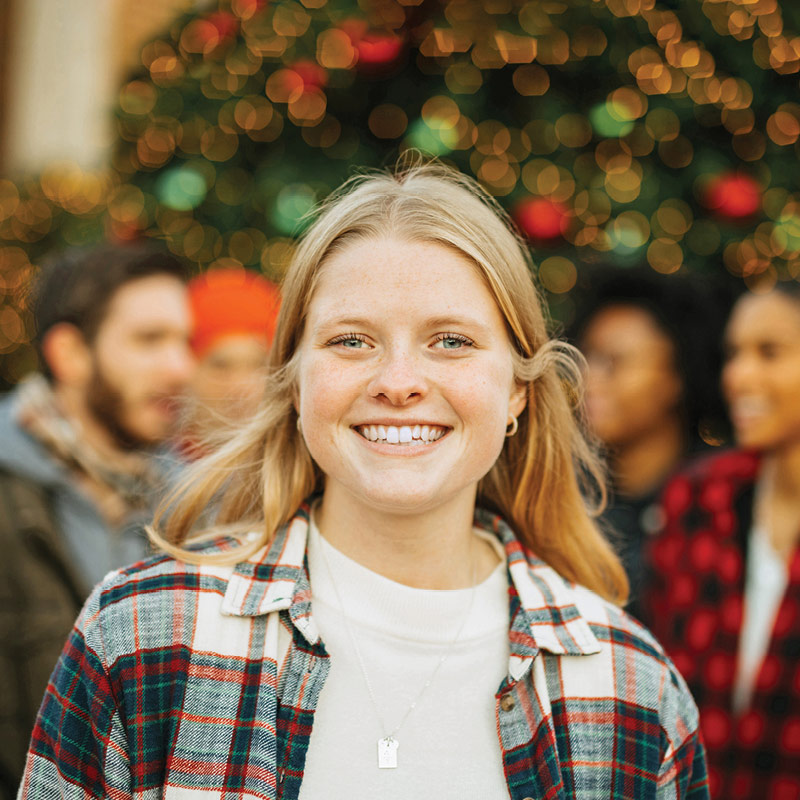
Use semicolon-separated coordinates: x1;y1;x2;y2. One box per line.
353;419;450;426
353;433;449;455
729;411;764;428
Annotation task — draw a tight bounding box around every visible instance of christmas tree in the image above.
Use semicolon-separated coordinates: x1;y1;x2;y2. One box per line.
1;0;799;385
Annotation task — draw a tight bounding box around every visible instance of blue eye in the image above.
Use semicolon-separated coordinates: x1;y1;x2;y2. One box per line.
328;333;368;348
434;333;473;350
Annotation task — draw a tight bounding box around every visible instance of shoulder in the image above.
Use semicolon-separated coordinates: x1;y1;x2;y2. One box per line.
0;388;66;488
96;536;240;601
78;540;241;659
663;448;760;496
660;448;759;520
569;583;701;740
571;580;684;671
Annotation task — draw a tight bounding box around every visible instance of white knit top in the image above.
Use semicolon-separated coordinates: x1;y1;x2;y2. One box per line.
300;517;511;799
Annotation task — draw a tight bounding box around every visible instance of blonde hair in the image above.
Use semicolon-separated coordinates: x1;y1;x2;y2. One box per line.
152;161;628;605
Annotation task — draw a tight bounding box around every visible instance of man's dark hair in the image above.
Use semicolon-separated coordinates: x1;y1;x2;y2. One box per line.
31;240;191;380
568;264;736;449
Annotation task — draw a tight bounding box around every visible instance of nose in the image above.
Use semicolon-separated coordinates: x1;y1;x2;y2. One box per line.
721;351;754;399
367;346;427;406
164;339;195;388
584;353;607;391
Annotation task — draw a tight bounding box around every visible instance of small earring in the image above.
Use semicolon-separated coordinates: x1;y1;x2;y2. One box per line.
505;416;518;438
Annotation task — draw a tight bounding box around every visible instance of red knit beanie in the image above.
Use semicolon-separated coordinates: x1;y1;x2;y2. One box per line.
188;268;281;357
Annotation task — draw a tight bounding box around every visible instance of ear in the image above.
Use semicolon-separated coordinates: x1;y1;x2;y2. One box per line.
509;381;528;421
41;323;93;386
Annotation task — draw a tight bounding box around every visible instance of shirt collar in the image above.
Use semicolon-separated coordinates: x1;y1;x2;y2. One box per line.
473;509;601;680
222;502;601;666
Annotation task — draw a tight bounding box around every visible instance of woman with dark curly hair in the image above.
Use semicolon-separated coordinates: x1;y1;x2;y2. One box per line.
570;266;730;621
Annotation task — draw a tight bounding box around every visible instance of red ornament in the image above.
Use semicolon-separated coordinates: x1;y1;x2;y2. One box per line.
207;12;239;40
339;19;405;73
188;12;238;53
704;172;762;220
357;33;404;67
513;197;569;241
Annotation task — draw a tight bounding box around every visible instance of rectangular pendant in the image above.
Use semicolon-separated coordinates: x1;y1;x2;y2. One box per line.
377;736;399;769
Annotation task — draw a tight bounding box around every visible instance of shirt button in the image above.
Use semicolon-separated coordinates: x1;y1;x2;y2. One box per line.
500;694;516;712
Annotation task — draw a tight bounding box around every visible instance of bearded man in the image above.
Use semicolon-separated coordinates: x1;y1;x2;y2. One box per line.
0;242;193;799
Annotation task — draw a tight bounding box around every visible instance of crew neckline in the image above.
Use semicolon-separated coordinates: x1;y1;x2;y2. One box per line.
306;514;509;643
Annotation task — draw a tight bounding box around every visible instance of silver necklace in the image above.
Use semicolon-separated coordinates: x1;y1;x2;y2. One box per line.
316;526;479;769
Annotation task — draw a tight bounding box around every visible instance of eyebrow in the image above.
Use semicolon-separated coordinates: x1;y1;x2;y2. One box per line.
314;315;493;333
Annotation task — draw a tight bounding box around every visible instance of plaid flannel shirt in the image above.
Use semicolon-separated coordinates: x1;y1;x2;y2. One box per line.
19;503;708;800
648;449;800;800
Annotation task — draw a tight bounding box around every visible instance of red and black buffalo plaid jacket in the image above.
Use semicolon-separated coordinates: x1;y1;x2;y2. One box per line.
648;449;800;800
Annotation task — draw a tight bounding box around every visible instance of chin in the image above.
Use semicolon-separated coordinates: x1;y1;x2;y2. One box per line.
351;479;457;515
123;420;171;448
586;420;621;444
365;491;442;514
733;429;775;452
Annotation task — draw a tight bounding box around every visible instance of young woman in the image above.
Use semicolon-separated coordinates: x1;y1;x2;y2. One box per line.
649;284;800;800
20;165;708;800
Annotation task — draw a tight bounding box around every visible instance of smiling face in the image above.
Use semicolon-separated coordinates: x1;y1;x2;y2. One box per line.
722;290;800;451
294;236;527;519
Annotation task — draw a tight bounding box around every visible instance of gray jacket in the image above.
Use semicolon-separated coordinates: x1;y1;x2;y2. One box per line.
0;388;156;589
0;384;174;800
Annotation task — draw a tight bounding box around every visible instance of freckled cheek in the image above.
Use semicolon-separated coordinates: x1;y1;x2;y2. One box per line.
447;374;513;436
297;361;364;432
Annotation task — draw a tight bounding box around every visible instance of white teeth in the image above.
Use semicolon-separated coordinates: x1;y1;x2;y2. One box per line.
355;424;448;445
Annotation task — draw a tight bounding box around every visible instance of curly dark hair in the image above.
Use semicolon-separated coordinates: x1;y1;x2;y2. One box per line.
568;265;735;448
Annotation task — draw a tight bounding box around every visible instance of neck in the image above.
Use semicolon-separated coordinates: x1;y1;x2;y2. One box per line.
316;488;498;590
610;417;685;497
770;441;800;500
760;442;800;557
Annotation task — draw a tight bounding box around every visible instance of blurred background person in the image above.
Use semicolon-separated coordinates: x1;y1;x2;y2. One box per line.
0;241;193;800
570;266;730;621
181;268;280;458
648;283;800;800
